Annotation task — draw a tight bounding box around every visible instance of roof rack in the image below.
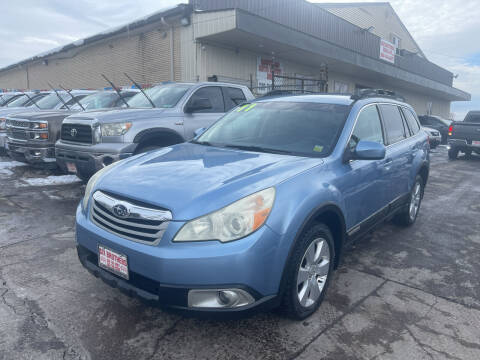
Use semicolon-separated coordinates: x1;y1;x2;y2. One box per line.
351;89;405;102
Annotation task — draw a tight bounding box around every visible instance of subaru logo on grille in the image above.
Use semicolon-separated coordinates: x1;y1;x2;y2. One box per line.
70;128;78;137
112;204;130;219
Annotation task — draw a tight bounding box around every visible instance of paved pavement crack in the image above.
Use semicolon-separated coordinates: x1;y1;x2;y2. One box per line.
290;279;389;360
351;267;480;312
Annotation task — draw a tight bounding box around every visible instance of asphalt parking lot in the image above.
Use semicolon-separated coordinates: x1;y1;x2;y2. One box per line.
1;146;479;360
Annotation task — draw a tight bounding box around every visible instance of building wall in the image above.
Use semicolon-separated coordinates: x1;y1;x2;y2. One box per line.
323;5;421;55
0;25;179;90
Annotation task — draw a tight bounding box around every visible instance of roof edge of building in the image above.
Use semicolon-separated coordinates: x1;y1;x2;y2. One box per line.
0;3;192;74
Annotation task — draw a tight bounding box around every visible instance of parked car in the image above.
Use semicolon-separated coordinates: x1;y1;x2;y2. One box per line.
418;115;452;144
76;90;429;319
447;111;480;159
55;82;254;181
5;90;138;167
422;126;441;149
0;92;51;153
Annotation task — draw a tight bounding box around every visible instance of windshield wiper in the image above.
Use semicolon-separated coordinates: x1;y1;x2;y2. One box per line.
59;84;85;111
47;82;70;110
124;72;156;108
21;92;41;109
223;144;294;155
102;74;129;108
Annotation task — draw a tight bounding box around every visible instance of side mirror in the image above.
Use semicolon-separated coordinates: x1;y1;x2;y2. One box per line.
185;98;212;113
194;127;206;137
351;140;386;161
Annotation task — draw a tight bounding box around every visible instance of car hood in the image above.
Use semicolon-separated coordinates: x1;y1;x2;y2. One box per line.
0;107;39;118
6;109;76;120
68;108;169;122
95;143;323;220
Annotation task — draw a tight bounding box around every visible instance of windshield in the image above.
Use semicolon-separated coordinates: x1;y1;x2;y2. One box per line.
5;95;29;107
70;92;119;110
126;85;191;108
196;101;350;157
35;92;67;109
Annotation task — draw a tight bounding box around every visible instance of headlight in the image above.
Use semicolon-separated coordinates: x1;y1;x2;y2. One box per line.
82;162;119;212
0;118;5;130
174;187;275;243
30;121;48;129
101;122;132;136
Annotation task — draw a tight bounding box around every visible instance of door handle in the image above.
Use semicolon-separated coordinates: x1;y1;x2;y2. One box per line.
174;121;184;126
384;158;393;164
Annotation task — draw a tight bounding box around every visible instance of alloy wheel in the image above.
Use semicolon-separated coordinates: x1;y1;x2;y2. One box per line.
409;182;422;221
296;238;331;308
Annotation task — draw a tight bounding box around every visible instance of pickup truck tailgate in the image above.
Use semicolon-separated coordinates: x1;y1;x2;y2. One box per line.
451;122;480;141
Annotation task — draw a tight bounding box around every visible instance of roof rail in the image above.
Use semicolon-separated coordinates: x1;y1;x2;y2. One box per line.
351;89;405;102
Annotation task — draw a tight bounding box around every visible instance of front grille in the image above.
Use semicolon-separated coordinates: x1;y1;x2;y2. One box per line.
8;130;27;141
7;119;29;128
61;123;92;143
91;191;171;245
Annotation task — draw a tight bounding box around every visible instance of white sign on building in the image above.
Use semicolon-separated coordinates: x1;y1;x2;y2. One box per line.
379;39;396;64
257;56;283;94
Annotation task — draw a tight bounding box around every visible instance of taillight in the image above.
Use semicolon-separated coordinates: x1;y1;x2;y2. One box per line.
448;124;453;136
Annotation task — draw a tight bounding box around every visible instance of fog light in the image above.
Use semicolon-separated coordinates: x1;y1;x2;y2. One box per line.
447;145;451;150
188;289;255;308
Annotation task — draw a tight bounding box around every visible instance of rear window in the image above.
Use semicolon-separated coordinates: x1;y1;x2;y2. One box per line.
465;113;480;123
379;104;407;144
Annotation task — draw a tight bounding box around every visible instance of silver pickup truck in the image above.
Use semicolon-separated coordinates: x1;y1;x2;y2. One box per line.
55;82;254;180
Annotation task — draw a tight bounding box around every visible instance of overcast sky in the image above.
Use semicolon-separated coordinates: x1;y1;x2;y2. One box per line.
0;0;479;119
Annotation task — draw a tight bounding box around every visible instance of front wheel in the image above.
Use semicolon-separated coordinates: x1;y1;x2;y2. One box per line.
394;175;424;227
280;223;335;320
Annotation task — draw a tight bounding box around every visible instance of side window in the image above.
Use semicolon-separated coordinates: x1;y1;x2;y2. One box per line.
223;87;247;111
349;105;384;150
402;108;421;135
379;104;407;145
188;86;224;113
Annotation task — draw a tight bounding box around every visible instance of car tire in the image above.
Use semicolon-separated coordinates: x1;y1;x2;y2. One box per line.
448;148;459;160
393;175;424;227
464;150;472;158
280;223;335;320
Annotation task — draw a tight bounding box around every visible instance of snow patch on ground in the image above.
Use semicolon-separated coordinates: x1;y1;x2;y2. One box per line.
0;160;26;175
19;175;81;187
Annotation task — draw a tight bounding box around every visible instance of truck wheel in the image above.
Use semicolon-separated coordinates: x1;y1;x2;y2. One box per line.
448;148;458;160
464;150;472;158
76;169;92;184
394;175;424;227
280;223;335;320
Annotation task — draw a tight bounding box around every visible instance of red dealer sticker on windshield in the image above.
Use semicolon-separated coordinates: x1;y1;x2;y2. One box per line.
98;245;129;279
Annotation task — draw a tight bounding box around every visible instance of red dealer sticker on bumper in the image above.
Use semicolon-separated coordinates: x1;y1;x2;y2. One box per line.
98;245;129;280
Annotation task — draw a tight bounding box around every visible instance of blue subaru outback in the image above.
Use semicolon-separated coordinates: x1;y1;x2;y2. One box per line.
76;89;429;319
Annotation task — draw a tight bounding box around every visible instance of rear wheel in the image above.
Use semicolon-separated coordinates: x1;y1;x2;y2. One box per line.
394;175;423;227
448;148;459;160
280;223;335;320
464;150;472;158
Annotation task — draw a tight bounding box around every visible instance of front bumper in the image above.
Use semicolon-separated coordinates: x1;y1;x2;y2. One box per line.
55;140;136;176
6;140;56;165
75;204;286;313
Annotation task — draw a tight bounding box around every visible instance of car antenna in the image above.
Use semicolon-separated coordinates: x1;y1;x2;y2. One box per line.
124;72;156;108
59;84;85;111
47;82;70;110
101;74;129;108
21;91;41;110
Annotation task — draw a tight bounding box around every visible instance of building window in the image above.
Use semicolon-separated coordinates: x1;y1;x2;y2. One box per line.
334;80;349;94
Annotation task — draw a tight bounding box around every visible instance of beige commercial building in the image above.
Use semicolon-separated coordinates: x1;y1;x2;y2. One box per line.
0;0;470;118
